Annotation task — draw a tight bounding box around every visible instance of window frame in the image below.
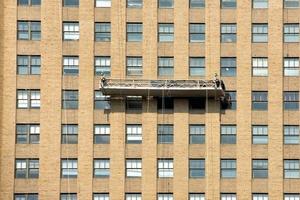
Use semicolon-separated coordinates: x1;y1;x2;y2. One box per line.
126;124;142;144
157;124;174;144
127;0;143;8
158;23;174;42
17;55;41;75
189;23;205;43
284;24;300;43
158;159;174;178
284;57;299;76
94;124;110;144
126;159;142;178
95;0;111;7
61;124;78;144
252;0;268;8
220;57;237;77
94;159;110;178
189;0;205;8
221;23;237;43
189;124;205;144
61;159;78;178
158;0;174;8
62;90;79;109
221;0;237;9
63;22;80;41
126;56;143;76
17;21;41;40
252;91;268;110
95;56;111;76
15;159;39;179
95;22;111;42
127;23;143;42
284;159;300;179
252;23;268;43
94;91;111;110
252;125;268;144
284;91;299;110
189;159;205;178
63;56;79;75
158;57;174;76
252;57;268;76
63;0;79;7
284;125;300;144
16;124;40;144
221;159;236;178
17;89;41;109
189;57;205;76
252;159;268;179
220;125;237;144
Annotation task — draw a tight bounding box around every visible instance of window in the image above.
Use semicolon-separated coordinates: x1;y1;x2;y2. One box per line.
95;56;111;76
221;24;236;42
189;24;205;42
95;23;111;42
17;55;41;75
189;159;205;178
253;194;268;200
94;159;110;177
94;91;110;109
284;0;299;8
252;125;268;144
189;125;205;144
221;159;236;178
222;91;236;110
126;96;143;111
15;159;39;178
221;125;236;144
61;159;77;178
285;194;300;200
158;24;174;42
252;91;268;110
127;0;143;8
284;160;300;178
252;57;268;76
253;0;268;8
252;159;268;178
63;56;79;75
62;90;78;109
190;0;205;8
284;125;300;144
18;0;41;6
63;0;79;6
126;125;142;144
94;193;109;200
221;194;237;200
157;97;174;110
95;0;111;7
127;57;143;76
221;57;236;77
126;193;141;200
158;57;174;76
284;92;299;110
127;23;143;42
61;194;77;200
158;0;173;8
158;194;173;200
17;90;40;109
94;125;110;144
63;22;79;40
221;0;236;8
15;194;38;200
189;97;205;110
252;24;268;43
158;125;173;144
284;24;299;43
126;159;142;177
62;124;78;144
158;159;173;177
17;21;41;40
284;58;299;76
189;194;205;200
16;124;40;144
189;57;205;76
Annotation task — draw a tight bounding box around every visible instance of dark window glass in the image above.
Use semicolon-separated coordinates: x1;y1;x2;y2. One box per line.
158;0;173;8
221;57;236;77
190;0;205;7
189;125;205;144
221;125;236;144
158;125;173;144
126;96;143;111
284;91;299;110
62;90;78;109
94;91;110;109
221;159;236;178
95;23;111;42
127;23;143;42
63;0;79;6
62;124;78;144
252;159;268;178
127;0;143;7
252;91;268;110
284;0;299;8
94;125;110;144
157;97;174;110
189;159;205;178
221;0;236;8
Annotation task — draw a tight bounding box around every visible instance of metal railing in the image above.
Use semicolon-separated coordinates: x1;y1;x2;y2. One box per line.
100;78;223;90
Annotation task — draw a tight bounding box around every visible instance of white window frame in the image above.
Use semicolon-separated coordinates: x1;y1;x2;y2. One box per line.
221;194;237;200
253;194;268;200
252;58;268;76
63;22;80;40
158;159;173;178
126;124;142;143
96;0;111;7
284;58;299;76
61;159;78;178
126;159;142;177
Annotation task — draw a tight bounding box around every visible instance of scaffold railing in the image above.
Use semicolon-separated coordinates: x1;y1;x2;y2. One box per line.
99;77;226;98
